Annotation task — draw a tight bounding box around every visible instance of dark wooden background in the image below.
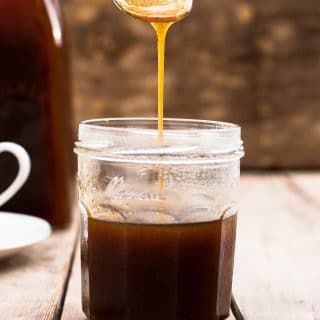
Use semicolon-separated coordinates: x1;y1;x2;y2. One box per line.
63;0;320;168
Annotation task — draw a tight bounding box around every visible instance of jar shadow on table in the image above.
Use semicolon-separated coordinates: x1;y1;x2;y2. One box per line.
0;253;34;274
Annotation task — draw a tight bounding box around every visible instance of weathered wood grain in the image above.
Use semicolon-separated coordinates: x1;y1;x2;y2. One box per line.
286;172;320;208
63;0;320;168
233;173;320;319
0;222;78;320
61;244;86;320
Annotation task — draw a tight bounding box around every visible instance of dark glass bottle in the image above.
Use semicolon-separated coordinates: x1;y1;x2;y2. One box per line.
0;0;74;227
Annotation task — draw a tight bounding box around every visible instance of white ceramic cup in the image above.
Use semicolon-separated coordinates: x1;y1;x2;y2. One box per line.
0;142;31;208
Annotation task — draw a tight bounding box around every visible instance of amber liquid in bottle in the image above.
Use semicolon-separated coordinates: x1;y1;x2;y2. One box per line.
0;0;73;227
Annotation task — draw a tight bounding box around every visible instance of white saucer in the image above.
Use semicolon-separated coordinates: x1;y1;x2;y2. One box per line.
0;212;51;259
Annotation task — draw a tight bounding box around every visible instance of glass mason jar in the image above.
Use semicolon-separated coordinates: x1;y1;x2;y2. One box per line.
75;118;244;320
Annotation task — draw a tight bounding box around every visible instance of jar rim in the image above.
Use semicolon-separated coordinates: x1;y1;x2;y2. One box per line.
75;118;244;165
80;117;240;130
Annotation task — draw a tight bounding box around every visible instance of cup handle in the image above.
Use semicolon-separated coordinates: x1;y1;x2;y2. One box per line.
0;142;31;208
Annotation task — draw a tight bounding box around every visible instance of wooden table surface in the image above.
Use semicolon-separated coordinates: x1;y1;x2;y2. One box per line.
1;173;319;320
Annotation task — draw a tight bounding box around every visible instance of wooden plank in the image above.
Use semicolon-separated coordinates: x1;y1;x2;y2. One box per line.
286;172;320;320
62;244;237;319
0;221;78;320
61;244;86;320
232;173;320;319
286;172;320;208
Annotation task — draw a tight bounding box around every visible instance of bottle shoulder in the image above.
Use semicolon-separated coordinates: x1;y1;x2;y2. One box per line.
0;0;67;48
